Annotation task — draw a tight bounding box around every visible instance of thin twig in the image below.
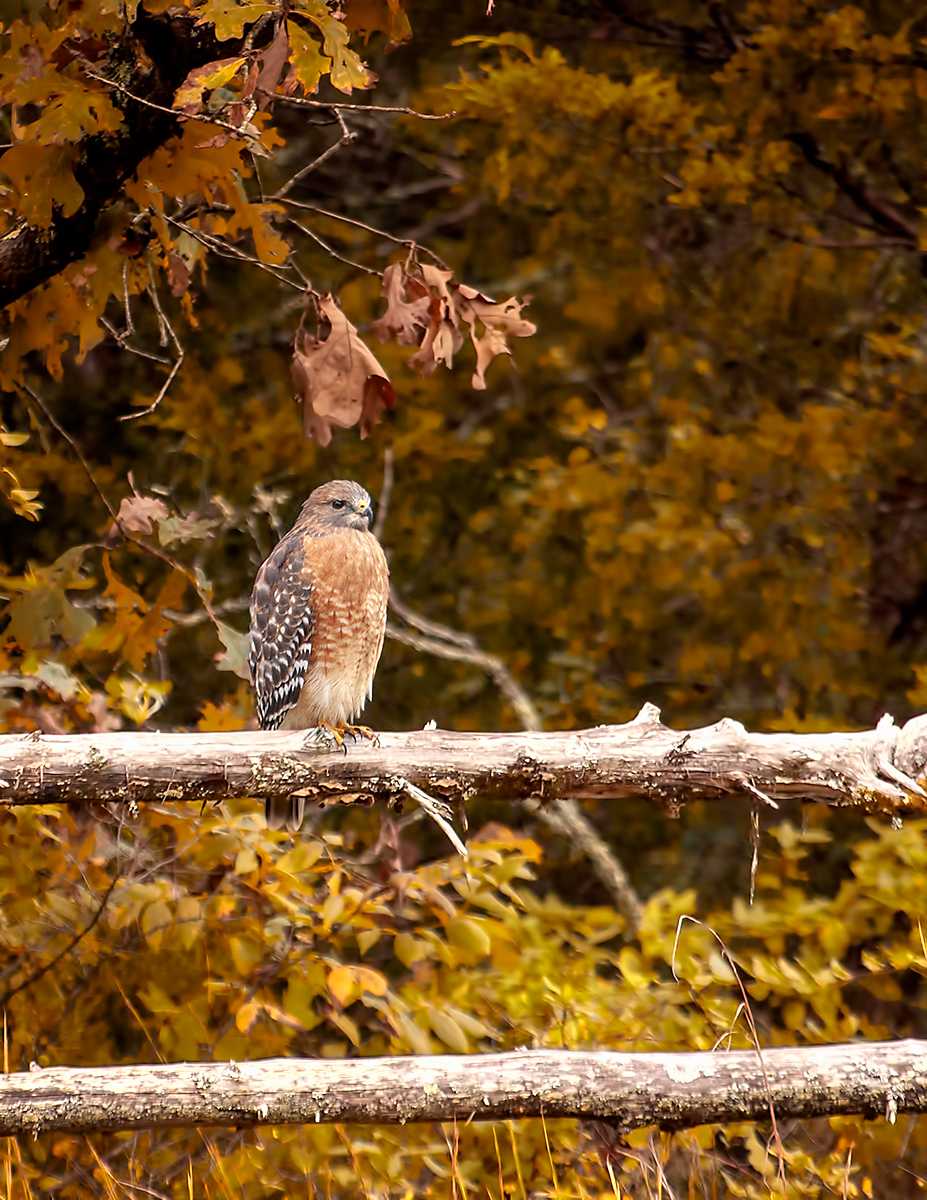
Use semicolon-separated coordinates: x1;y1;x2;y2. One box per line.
272;115;358;201
258;88;455;120
100;319;172;366
20;385;118;521
373;446;393;541
21;386;221;633
287;218;380;276
672;917;787;1187
119;273;184;421
0;872;120;1008
396;778;468;858
158;211;306;291
83;66;256;141
278;198;451;267
386;596;644;929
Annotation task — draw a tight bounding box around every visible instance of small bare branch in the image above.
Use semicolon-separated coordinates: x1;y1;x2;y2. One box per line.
258;88;455;120
118;273;184;421
272;122;359;201
83;66;260;143
373;447;394;542
287;218;380;276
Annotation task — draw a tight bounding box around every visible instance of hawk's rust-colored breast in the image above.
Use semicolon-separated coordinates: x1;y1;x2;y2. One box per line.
249;523;389;733
284;528;389;729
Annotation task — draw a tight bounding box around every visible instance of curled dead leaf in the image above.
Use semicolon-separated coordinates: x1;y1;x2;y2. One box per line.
370;262;432;346
373;262;536;388
454;287;537;390
291;295;396;445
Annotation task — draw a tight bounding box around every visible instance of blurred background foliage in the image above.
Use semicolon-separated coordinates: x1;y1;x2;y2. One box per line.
1;0;927;1195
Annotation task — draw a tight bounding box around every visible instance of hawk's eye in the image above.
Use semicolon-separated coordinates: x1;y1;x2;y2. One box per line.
331;499;346;510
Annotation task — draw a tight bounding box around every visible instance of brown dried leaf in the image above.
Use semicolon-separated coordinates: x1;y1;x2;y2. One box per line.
370;262;432;346
399;264;535;386
112;493;169;536
167;252;192;297
407;264;463;377
291;295;397;445
255;21;291;109
453;289;537;390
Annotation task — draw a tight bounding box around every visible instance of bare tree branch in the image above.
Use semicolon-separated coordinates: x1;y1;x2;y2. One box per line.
1;708;925;814
388;597;643;928
2;1040;926;1135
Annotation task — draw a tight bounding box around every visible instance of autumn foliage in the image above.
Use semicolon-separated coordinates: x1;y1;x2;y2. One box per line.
2;0;927;1196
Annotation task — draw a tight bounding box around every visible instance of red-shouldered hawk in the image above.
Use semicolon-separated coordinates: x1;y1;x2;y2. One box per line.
249;480;390;831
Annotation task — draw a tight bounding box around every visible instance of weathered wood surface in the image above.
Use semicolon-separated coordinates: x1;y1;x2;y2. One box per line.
1;1041;924;1135
0;705;925;814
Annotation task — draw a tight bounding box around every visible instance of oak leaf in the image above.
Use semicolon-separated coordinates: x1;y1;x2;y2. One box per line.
0;142;84;227
255;20;290;108
308;11;376;93
173;57;244;112
286;20;331;95
370;261;432;346
454;285;537;390
344;0;412;54
291;296;396;445
112;493;170;537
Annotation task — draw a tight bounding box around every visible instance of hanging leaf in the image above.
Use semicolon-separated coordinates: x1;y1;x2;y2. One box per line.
370;262;433;346
291;295;396;445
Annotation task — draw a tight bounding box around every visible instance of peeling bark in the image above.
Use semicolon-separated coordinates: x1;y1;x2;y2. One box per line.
0;1041;925;1135
0;706;925;815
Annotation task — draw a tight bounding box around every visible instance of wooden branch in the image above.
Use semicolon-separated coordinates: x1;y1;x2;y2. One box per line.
1;706;925;816
1;1041;925;1135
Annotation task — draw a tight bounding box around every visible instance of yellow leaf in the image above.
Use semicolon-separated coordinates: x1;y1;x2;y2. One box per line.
328;1009;360;1046
141;900;172;950
352;966;387;996
0;142;84;227
234;848;258;875
327;965;355;1006
321;892;344;929
197;0;276;40
229;935;260;975
356;928;381;955
308;12;374;94
446;917;491;959
286;20;331;94
394;931;430;966
173;57;245;110
429;1008;468;1053
235;1000;261;1032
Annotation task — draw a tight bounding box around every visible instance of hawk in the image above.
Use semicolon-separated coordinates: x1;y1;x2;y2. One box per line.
249;480;390;831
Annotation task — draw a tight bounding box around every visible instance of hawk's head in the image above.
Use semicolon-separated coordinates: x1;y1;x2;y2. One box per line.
298;479;374;533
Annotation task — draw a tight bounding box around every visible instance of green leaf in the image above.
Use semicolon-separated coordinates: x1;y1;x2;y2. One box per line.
215;620;251;679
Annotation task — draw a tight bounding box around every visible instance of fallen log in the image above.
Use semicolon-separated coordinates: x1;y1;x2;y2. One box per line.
0;1041;924;1135
0;706;925;816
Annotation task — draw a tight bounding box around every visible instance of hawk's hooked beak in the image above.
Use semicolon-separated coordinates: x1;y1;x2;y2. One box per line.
348;498;373;530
